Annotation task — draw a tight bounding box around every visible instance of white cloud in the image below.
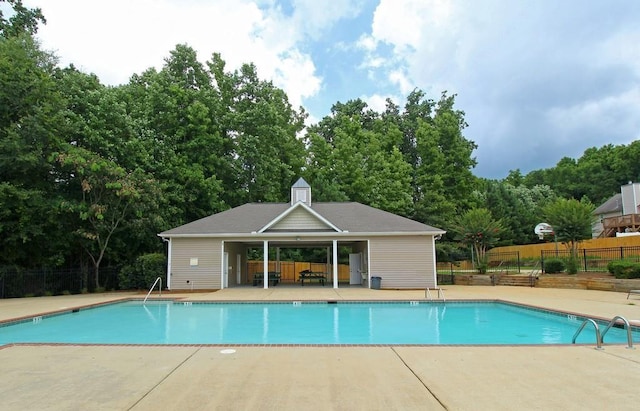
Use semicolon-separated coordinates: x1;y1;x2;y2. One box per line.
371;0;455;52
362;93;400;114
25;0;322;109
388;69;413;96
289;0;362;40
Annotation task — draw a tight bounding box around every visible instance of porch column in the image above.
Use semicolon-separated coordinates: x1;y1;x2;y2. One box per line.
166;238;172;290
333;239;338;289
263;240;269;289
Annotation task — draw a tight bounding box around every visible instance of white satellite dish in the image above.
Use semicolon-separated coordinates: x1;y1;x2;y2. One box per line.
534;223;554;239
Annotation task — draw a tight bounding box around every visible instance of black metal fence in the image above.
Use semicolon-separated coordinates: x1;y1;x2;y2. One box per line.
437;251;522;274
0;267;119;299
541;246;640;272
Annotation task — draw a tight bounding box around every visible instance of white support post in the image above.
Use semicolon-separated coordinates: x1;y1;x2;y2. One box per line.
263;240;269;289
220;241;225;289
166;238;172;290
366;240;371;289
333;240;338;289
432;236;438;289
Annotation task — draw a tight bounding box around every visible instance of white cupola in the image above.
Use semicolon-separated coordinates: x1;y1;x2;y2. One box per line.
291;177;311;206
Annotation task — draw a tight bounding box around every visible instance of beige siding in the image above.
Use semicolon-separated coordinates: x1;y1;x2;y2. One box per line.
170;238;222;290
369;236;436;289
269;207;330;231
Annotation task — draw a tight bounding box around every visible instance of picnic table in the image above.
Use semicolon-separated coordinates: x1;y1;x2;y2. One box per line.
298;270;326;286
253;271;281;286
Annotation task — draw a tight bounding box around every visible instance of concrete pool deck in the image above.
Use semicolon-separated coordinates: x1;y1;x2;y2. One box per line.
1;286;639;410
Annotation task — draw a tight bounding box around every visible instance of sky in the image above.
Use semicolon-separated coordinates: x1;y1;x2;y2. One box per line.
12;0;640;179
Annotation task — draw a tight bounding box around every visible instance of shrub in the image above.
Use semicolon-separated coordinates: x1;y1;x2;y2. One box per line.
607;260;640;279
119;253;167;290
566;257;579;274
544;259;565;274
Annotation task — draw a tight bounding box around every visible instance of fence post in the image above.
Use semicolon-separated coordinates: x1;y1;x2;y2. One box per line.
540;251;545;273
621;247;624;259
517;251;521;273
583;249;588;272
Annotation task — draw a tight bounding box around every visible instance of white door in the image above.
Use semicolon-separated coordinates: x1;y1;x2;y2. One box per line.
349;253;361;285
223;252;229;288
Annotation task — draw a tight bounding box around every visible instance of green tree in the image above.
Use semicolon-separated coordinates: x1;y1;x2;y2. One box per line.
0;34;72;267
543;198;595;273
0;0;45;38
480;180;557;245
122;46;228;225
57;147;159;289
210;56;306;205
452;208;503;273
304;99;413;214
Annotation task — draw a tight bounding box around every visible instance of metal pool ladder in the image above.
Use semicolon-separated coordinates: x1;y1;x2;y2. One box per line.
601;316;634;349
143;277;162;304
425;287;446;302
572;315;634;350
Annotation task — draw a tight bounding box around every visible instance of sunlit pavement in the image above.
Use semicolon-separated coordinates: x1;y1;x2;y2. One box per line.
1;286;639;410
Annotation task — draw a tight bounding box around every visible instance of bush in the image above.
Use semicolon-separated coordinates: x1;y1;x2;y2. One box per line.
566;257;579;274
607;259;640;279
544;259;565;274
119;253;167;290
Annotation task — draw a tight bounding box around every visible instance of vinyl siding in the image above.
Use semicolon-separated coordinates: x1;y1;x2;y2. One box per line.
269;207;330;231
170;238;221;290
621;184;640;215
369;236;435;289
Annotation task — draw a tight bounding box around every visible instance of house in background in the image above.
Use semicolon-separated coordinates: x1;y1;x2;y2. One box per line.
159;178;445;290
593;182;640;238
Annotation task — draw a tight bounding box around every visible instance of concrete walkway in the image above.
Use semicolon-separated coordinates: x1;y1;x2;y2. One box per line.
1;286;640;410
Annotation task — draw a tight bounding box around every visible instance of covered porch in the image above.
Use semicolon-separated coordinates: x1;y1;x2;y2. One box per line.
222;239;369;289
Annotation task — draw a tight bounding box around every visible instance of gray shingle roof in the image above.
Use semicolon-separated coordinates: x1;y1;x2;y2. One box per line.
160;202;444;236
594;193;622;215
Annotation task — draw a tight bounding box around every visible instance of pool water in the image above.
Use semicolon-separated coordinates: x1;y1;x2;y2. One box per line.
0;301;637;345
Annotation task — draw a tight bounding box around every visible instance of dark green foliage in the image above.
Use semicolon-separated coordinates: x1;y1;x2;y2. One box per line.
543;198;595;265
607;260;640;279
0;0;46;38
4;4;639;293
543;259;565;274
119;253;167;290
565;257;579;275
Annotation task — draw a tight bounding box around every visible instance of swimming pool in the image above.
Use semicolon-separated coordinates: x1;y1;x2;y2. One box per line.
0;300;637;346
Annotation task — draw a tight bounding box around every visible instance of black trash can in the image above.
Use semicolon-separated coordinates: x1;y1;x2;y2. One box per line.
371;276;381;290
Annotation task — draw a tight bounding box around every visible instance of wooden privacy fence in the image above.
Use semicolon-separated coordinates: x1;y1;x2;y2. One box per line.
437;245;640;274
247;261;350;283
492;235;640;259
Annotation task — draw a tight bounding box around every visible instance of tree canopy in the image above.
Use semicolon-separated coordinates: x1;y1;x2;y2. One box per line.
1;4;637;287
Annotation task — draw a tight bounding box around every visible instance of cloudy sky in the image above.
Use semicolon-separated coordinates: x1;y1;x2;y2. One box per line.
14;0;640;179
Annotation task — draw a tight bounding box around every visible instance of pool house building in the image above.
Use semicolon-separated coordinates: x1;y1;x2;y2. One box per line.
158;178;445;290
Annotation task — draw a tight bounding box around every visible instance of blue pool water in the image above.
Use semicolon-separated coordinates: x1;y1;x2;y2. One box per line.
0;301;637;345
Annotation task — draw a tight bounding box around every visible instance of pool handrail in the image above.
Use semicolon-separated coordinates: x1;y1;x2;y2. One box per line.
601;315;634;349
572;318;602;349
143;277;162;304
